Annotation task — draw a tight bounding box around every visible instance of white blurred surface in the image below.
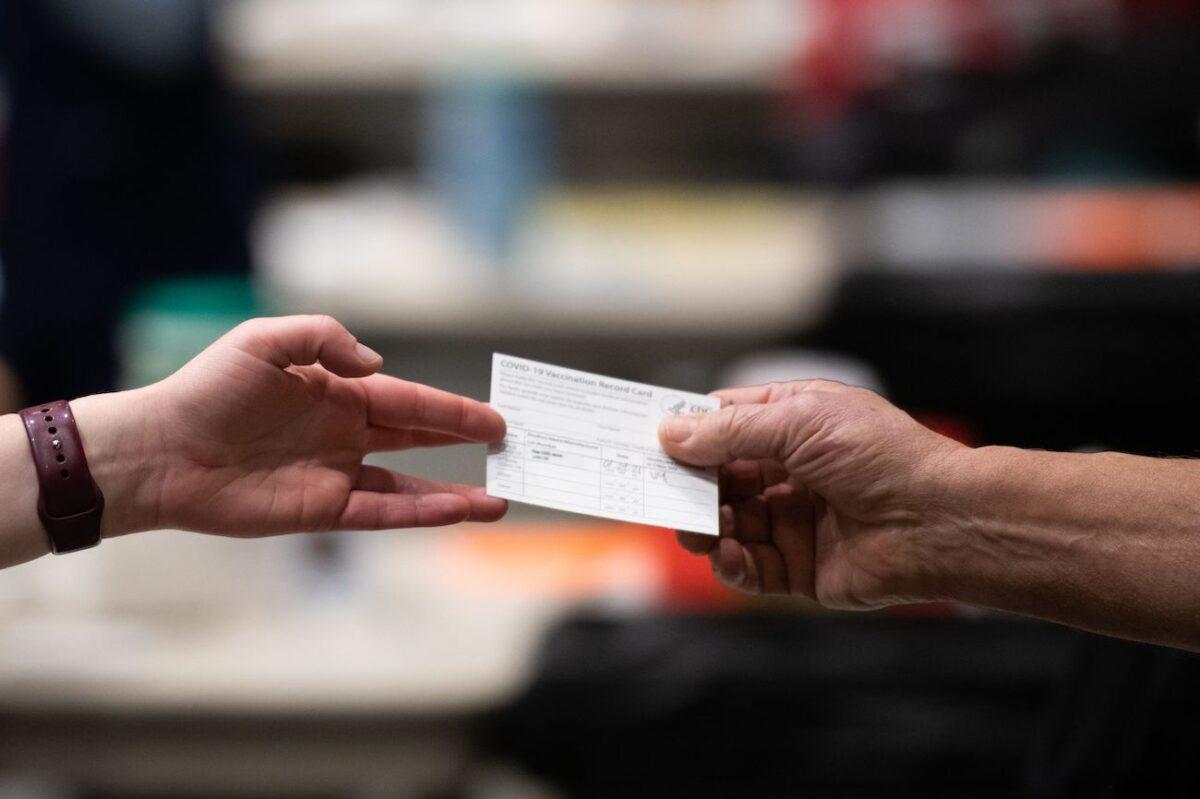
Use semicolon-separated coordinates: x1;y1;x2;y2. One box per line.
0;529;561;715
218;0;809;89
257;182;839;337
721;351;886;396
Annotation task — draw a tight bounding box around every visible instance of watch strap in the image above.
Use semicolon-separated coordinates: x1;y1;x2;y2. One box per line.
19;400;105;554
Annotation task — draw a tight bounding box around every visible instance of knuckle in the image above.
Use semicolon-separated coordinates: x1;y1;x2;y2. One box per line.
845;384;883;405
226;317;279;350
786;391;850;453
766;381;792;400
233;317;269;336
789;390;829;418
805;378;847;393
813;581;838;608
311;314;343;337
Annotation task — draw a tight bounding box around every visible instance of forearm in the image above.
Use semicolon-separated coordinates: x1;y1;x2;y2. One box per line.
0;413;52;568
0;389;161;570
930;446;1200;650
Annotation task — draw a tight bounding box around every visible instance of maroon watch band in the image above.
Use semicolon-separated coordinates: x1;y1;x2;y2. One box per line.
19;400;105;554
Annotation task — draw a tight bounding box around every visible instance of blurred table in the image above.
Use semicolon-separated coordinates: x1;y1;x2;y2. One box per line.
0;529;562;797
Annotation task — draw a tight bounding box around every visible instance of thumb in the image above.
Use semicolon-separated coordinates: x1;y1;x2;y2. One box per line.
658;402;797;467
229;315;383;378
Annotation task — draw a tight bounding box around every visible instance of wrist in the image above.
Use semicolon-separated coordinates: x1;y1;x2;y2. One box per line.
832;438;978;608
898;443;1025;605
70;387;166;538
912;443;1079;608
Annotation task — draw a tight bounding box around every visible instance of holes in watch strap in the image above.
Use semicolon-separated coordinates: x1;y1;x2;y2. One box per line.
26;408;75;479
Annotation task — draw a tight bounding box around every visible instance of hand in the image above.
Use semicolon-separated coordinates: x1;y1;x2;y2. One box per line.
79;315;507;538
658;380;965;608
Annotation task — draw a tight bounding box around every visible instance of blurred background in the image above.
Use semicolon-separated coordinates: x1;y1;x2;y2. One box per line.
2;0;1200;796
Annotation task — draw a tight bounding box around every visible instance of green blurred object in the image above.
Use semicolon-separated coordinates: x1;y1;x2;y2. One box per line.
119;276;266;388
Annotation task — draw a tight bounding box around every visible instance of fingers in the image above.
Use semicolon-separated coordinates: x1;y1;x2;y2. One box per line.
722;460;765;499
709;537;742;584
362;374;506;444
729;495;772;544
679;483;816;597
710;538;765;591
336;491;473;530
659;401;801;468
230;315;383;378
766;486;816;597
368;426;478;452
750;540;790;594
675;461;791;560
708;538;794;596
354;465;508;522
721;459;791;501
664;379;863;467
223;316;504;445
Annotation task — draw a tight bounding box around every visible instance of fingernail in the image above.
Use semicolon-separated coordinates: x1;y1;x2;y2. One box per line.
659;414;699;443
719;505;735;536
355;342;382;364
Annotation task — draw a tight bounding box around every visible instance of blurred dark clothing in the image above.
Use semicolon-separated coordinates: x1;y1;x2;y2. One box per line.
496;613;1200;798
0;0;256;402
1025;636;1200;798
495;613;1078;799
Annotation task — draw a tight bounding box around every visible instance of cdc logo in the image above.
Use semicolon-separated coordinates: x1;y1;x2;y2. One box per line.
661;395;711;416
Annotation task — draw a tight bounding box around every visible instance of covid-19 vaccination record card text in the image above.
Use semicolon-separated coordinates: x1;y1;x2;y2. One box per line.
486;354;719;535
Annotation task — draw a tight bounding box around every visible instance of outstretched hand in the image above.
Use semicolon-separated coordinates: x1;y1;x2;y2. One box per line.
134;315;507;536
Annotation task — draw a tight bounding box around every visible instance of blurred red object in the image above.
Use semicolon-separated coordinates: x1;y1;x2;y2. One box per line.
792;0;1123;126
644;524;740;611
913;412;977;447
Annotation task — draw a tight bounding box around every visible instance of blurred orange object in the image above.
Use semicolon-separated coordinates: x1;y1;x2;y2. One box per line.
1040;189;1200;271
442;522;737;611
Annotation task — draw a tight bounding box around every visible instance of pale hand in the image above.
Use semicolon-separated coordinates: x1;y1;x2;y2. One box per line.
658;381;964;609
81;316;507;538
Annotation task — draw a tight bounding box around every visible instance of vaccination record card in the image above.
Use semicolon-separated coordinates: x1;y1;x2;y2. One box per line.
486;354;719;535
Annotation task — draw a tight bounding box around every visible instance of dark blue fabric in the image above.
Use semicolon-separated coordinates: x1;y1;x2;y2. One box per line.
0;0;256;401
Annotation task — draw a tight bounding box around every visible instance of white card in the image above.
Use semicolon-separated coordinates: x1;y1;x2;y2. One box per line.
487;354;719;535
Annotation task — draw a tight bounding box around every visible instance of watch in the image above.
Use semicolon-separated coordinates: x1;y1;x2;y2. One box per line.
19;400;105;554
